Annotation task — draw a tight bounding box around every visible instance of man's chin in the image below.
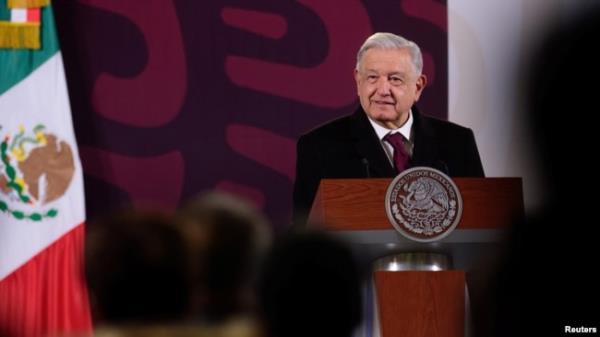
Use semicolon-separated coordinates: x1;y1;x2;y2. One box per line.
370;111;398;122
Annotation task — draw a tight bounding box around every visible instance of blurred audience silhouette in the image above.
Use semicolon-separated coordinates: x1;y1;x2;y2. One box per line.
85;193;270;337
85;210;191;325
475;5;600;336
257;230;362;337
179;192;271;326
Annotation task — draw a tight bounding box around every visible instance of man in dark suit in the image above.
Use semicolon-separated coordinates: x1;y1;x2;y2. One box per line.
293;32;484;225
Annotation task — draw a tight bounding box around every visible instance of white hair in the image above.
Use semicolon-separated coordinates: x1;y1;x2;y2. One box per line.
355;32;423;75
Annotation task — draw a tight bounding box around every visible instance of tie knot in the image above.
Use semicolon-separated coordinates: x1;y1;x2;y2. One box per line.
383;132;405;148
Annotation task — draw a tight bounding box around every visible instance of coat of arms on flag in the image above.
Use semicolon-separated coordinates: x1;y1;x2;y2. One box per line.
0;0;92;336
1;124;76;221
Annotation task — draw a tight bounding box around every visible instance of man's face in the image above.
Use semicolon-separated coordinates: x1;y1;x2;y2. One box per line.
354;48;426;129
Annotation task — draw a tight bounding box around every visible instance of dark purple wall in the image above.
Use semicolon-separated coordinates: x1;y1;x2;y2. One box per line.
53;0;447;229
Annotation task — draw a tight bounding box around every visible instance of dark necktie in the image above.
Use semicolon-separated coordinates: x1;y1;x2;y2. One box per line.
383;132;410;173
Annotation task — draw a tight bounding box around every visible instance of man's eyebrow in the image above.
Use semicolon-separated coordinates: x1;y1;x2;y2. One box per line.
388;71;406;77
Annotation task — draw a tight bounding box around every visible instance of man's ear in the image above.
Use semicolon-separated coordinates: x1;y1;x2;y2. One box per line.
414;74;427;101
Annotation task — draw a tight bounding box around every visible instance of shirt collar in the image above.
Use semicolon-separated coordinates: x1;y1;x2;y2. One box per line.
367;109;413;141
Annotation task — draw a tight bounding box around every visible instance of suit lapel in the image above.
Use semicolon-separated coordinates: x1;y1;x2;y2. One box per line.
411;106;439;167
349;108;396;177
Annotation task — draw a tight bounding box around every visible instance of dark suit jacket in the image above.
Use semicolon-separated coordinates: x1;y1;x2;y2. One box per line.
293;106;484;224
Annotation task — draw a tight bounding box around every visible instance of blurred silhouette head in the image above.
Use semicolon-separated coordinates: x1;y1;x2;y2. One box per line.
524;6;600;204
479;7;600;335
179;191;271;323
258;231;362;337
85;210;191;324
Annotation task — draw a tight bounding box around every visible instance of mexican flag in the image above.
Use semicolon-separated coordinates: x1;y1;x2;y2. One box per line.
0;0;92;336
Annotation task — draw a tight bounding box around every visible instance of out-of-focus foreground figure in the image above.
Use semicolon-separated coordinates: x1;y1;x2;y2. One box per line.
475;5;600;336
85;210;192;325
257;231;362;337
179;192;271;327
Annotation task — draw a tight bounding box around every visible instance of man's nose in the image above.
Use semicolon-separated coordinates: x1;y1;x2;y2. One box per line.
376;78;391;95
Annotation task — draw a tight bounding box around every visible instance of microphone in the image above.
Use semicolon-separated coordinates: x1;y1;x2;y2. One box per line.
435;160;450;176
361;158;371;178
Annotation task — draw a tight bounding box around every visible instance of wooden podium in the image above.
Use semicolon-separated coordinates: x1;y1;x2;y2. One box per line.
308;178;523;337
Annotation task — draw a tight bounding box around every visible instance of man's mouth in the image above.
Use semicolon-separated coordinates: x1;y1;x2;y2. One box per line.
372;100;394;106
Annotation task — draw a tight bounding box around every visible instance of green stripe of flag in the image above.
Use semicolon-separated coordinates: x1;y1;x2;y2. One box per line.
0;1;10;21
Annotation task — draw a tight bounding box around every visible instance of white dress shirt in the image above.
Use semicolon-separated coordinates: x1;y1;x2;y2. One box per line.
367;110;414;166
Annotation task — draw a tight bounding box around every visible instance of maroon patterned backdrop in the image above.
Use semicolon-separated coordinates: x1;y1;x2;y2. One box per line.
53;0;447;229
